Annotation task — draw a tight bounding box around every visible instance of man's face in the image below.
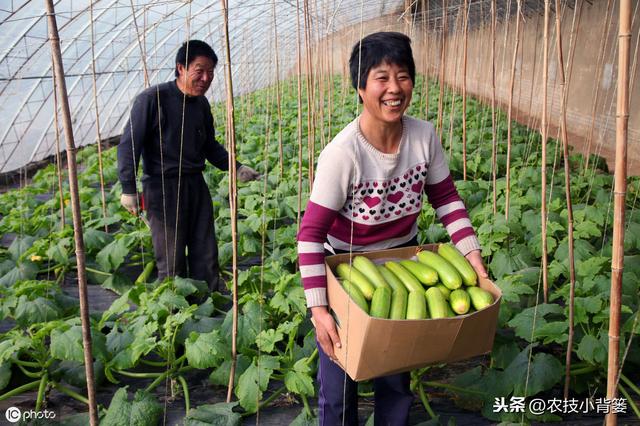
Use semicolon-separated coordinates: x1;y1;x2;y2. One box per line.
357;61;413;125
176;55;215;97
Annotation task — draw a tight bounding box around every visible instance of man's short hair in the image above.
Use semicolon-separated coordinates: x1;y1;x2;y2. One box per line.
175;40;218;77
349;32;415;100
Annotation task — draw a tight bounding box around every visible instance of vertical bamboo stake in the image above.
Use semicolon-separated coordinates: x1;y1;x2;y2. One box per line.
220;0;239;403
461;0;468;180
553;0;577;399
437;0;447;136
129;0;149;88
606;1;631;424
583;0;613;173
45;2;98;425
51;53;65;229
303;0;315;190
505;0;521;220
490;0;497;215
296;0;304;231
421;4;430;121
271;0;284;178
89;0;108;232
541;0;550;304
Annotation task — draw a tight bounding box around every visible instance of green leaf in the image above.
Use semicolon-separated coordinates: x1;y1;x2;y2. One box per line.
13;295;63;326
284;359;314;396
504;347;564;396
0;361;11;390
573;296;603;325
533;321;568;344
494;274;536;304
8;235;37;260
0;261;39;287
102;272;133;295
96;238;130;272
235;355;279;412
84;229;114;253
50;325;108;363
101;387;162;426
507;304;563;342
574;220;602;239
288;408;319;426
184;402;242;426
158;290;189;310
109;323;157;370
175;276;208;297
99;290;131;328
209;355;250;387
491;341;521;370
185;330;225;369
255;329;284;353
46;238;71;264
576;334;607;364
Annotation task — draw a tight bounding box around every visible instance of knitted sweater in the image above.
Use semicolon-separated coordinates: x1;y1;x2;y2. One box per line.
297;115;481;308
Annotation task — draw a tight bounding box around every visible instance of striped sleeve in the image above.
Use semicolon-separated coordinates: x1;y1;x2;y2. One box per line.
424;129;481;255
297;201;340;308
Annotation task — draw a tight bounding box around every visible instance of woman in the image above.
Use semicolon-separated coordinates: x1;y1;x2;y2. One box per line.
297;32;487;425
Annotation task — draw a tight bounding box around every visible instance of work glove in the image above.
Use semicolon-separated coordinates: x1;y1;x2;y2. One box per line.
237;165;260;183
120;193;139;216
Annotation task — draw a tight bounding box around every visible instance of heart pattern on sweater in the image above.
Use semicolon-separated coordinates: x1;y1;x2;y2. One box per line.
342;162;428;224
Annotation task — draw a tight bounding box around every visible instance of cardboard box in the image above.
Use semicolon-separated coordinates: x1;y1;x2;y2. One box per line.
325;244;501;381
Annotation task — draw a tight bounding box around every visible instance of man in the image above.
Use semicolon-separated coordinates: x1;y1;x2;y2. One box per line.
118;39;259;293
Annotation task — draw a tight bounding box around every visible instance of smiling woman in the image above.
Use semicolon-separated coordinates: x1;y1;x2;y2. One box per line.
296;31;488;426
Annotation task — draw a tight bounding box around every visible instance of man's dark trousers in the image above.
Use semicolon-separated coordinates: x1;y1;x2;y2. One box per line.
143;172;220;291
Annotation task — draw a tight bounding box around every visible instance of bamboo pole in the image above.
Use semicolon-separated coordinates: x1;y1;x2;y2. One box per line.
583;0;613;173
553;0;577;399
50;53;65;229
490;0;497;215
540;0;550;304
505;0;521;220
461;0;468;180
606;1;631;424
447;6;463;158
437;0;447;136
220;0;239;404
296;0;304;232
271;0;284;178
303;0;316;190
89;0;108;232
44;2;98;425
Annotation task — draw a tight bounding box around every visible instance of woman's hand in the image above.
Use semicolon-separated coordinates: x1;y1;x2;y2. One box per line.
310;306;341;361
465;249;489;280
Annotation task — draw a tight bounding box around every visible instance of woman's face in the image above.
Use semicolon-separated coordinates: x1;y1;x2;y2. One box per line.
358;61;413;125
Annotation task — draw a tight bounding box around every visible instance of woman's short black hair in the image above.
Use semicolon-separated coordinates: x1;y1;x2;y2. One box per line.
349;32;415;97
175;40;218;77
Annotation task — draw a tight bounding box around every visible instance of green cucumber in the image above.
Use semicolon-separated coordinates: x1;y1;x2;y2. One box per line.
417;250;462;290
341;280;369;313
336;263;375;300
449;289;471;314
353;256;389;289
399;260;438;286
425;287;448;319
377;265;408;294
467;286;494;310
384;261;424;293
370;286;392;318
435;284;451;300
446;304;456;317
438;243;478;286
389;289;408;320
406;291;428;319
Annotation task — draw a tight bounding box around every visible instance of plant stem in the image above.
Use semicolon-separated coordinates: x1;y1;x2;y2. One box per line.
417;382;437;419
618;383;640;419
305;349;318;366
16;363;43;379
35;373;48;411
11;357;41;368
620;373;640;398
114;369;164;378
424;380;486;396
0;380;41;401
140;359;169;367
145;371;169;392
569;366;598;376
301;394;312;418
85;266;111;276
358;391;374;397
177;375;190;416
52;382;90;405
